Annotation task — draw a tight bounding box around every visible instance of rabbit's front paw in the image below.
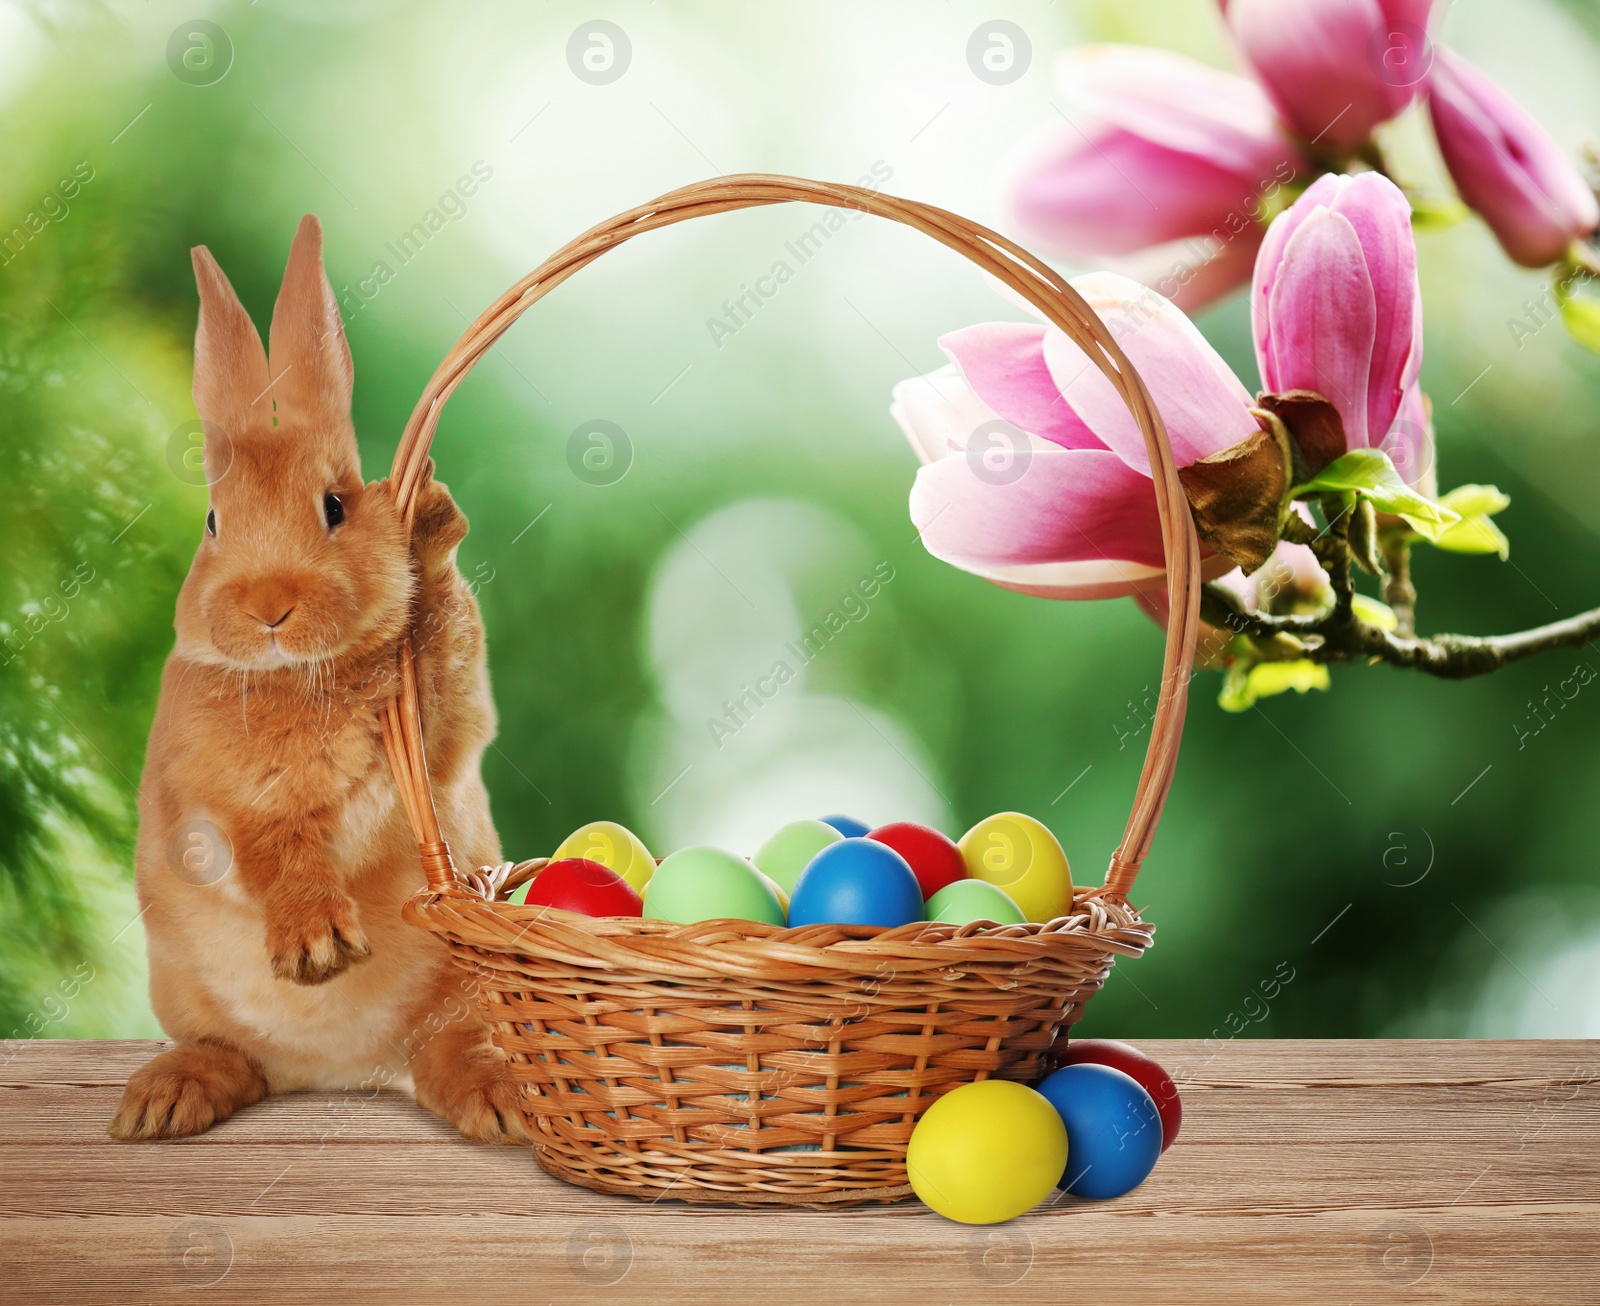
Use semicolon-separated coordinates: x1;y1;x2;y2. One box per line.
268;891;372;985
108;1041;267;1140
409;469;469;571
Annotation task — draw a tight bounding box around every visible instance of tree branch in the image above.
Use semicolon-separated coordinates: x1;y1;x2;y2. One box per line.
1380;533;1416;637
1343;607;1600;678
1200;583;1600;681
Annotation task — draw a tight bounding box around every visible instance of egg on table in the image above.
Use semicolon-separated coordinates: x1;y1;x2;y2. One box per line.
1053;1038;1181;1151
906;1080;1067;1224
1035;1062;1162;1200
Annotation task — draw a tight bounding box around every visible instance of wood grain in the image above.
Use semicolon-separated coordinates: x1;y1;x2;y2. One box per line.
2;1039;1596;1304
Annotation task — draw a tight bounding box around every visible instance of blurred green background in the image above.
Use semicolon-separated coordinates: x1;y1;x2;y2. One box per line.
3;0;1598;1048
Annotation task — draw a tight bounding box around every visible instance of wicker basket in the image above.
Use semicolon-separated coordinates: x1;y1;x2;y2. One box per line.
378;175;1202;1208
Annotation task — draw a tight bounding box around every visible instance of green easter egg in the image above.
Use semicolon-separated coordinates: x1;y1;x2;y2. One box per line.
643;846;787;926
752;819;843;894
925;878;1027;926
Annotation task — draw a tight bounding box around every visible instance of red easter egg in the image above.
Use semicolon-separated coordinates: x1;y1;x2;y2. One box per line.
1053;1038;1181;1151
867;821;966;898
520;858;643;917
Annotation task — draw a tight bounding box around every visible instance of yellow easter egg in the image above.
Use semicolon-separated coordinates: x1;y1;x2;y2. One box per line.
751;866;790;918
907;1080;1067;1224
957;812;1073;924
552;821;656;894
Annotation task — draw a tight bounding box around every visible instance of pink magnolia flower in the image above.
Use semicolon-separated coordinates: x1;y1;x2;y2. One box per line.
1007;45;1308;312
1252;171;1431;483
892;273;1251;600
1427;46;1600;269
1222;0;1437;152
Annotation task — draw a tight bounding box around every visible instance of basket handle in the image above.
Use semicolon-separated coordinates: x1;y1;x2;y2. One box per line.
379;174;1201;903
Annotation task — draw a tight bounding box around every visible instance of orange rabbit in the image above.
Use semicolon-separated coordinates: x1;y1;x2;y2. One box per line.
109;216;527;1144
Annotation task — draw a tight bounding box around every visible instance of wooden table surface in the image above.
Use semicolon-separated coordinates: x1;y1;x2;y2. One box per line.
2;1039;1597;1305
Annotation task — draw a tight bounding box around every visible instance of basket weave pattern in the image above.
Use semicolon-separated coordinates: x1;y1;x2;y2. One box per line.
411;862;1152;1203
380;175;1201;1206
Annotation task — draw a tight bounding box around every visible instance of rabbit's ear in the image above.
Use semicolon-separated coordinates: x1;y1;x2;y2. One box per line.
191;246;272;458
267;214;355;440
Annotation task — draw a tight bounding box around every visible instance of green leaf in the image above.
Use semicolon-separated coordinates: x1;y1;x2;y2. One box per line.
1256;182;1307;228
1218;658;1331;712
1407;192;1471;233
1351;593;1399;631
1218;663;1254;713
1439;484;1511;518
1561;298;1600;355
1431;515;1511;558
1294;449;1460;541
1428;483;1511;558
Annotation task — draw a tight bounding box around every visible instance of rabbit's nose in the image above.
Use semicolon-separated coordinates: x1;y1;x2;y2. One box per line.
241;593;297;630
239;578;302;632
243;602;295;629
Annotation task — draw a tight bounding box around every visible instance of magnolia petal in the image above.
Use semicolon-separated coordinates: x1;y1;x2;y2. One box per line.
939;322;1104;450
910;446;1167;571
1325;174;1419;442
1108;228;1266;314
1377;382;1435;492
1041;272;1259;474
1429;46;1600;268
1008;121;1284;257
890;364;1001;467
1263;207;1378;448
1252;173;1343;378
1055;45;1295;179
973;558;1169;602
1225;0;1424;150
982;551;1236;602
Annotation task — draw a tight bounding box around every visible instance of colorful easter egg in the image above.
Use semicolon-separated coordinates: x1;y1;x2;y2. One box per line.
551;820;656;894
1036;1063;1162;1200
788;838;923;929
906;1080;1068;1224
508;858;642;917
752;866;790;917
868;821;967;898
957;812;1073;924
1053;1039;1181;1151
753;819;843;894
924;878;1026;926
642;846;786;927
818;814;871;838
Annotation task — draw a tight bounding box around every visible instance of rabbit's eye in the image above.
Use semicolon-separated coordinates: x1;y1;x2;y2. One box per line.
323;492;345;529
206;509;217;537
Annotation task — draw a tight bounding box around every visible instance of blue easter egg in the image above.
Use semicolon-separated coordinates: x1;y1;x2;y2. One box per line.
818;814;871;838
788;838;923;928
1035;1063;1162;1200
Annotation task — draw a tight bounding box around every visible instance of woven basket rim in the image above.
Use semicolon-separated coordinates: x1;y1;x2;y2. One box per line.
403;881;1152;984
